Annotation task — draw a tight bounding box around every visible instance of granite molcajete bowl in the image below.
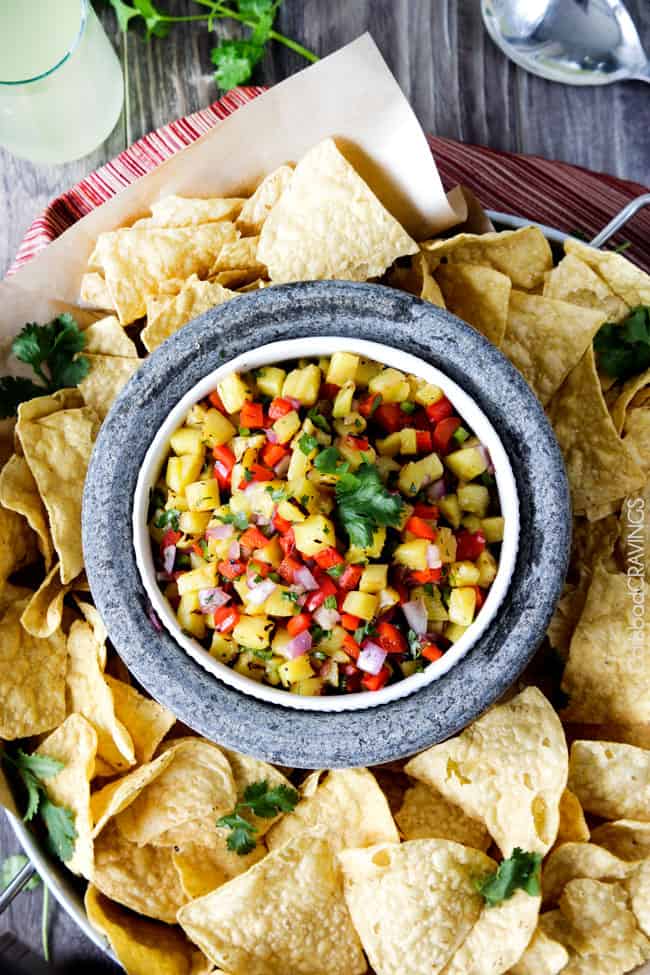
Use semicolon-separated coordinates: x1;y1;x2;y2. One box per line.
83;280;570;768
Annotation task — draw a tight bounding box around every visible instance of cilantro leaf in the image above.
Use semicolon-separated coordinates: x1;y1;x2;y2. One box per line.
0;854;41;892
104;0;141;31
41;799;77;862
211;38;264;90
3;749;77;862
132;0;169;37
326;562;345;579
217;813;258;855
335;462;403;548
476;848;542;907
314;447;349;475
307;407;330;432
299;433;319;455
154;508;180;531
218;780;299;854
0;377;47;419
594;306;650;381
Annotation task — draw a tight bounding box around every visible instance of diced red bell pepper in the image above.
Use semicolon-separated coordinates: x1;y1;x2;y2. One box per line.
239;400;265;429
473;586;486;611
374;403;408;433
342;633;361;659
404;515;437;541
412;503;439;519
455;529;486;561
340;612;361;631
432;416;461;454
305;576;337;612
239;463;274;489
162;529;182;549
338;564;363;591
362;665;391;691
218;559;246;580
410;567;443;584
272;510;292;534
213;604;239;633
287;613;312;637
213;445;236;489
190;541;205;557
346;435;370;452
239;526;269;551
422;644;444;662
260;441;289;468
268;397;293;420
358;393;381;418
320;382;340;400
278;527;296;556
377;621;408;655
208;390;226;413
426;396;454;424
415;429;433;453
277;555;302;583
248;559;270;578
313;546;344;570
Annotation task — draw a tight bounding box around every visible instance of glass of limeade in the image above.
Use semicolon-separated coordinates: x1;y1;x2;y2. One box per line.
0;0;124;164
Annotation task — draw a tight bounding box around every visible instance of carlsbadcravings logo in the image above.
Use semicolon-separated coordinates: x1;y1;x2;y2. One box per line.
625;496;646;648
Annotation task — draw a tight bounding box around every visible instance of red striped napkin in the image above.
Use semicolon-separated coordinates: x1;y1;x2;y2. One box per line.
9;86;650;276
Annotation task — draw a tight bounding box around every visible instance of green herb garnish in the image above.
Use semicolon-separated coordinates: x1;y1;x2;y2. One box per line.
314;447;349;474
3;750;77;862
399;401;415;414
594;306;650;381
154;508;181;531
217;780;299;854
335;462;404;548
220;510;249;530
453;426;470;445
299;433;319;455
323;595;338;610
307;407;330;432
475;848;542;906
326;562;346;579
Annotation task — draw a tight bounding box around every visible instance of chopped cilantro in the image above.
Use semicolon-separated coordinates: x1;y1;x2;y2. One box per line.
326;562;346;579
335;461;404;548
238;426;251;436
594;306;650;381
3;750;77;862
283;590;301;605
220;511;249;531
307;407;330;432
323;595;338;610
265;486;287;502
475;848;542;906
354;620;377;644
453;426;470;445
154;508;180;531
217;780;299;855
399;401;416;414
299;433;319;455
243;468;254;482
407;629;423;658
314;447;349;474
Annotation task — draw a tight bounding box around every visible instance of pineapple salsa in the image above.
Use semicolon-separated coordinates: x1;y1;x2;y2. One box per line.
148;352;504;696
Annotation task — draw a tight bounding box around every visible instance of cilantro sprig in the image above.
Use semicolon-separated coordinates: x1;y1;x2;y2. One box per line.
0;854;51;961
0;315;89;419
3;750;77;862
475;848;542;907
594;306;650;382
335;461;404;548
217;779;299;854
100;0;318;91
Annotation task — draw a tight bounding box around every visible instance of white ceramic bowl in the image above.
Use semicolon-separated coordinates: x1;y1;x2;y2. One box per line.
133;336;520;712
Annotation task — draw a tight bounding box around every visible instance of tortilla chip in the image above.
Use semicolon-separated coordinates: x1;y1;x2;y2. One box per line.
547;585;584;660
560;877;650;963
211;235;265;274
388;251;446;307
178;833;366;975
627;859;650;937
116;738;236;847
212;267;265;289
66;619;136;773
91;751;176;835
560;563;650;726
395;780;491;850
0;454;54;568
554;789;590;847
36;713;97;878
105;676;175;765
568;740;650;821
0;597;66;739
222;748;294;839
405;687;568;856
91;222;238;324
142;275;237;353
422;226;553;291
442;887;540;975
237;165;294;236
543;253;629;322
622;405;650;476
82;315;139;357
172;838;266;900
501;292;606;406
339;839;491;975
257;138;418;283
0;502;38;584
74;598;108;665
93;819;188;922
435;263;511;346
79;354;141;420
266;768;399;854
508;928;569;975
80;271;115;310
85;886;209;975
548;347;645;516
590;820;650;862
565;238;650;308
542;843;635;907
20;562;79;638
17;399;99;582
149;195;245;228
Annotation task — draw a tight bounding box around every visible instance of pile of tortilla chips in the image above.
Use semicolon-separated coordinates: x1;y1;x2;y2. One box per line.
0;136;649;975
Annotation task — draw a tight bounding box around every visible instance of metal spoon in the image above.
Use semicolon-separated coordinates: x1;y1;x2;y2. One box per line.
481;0;649;85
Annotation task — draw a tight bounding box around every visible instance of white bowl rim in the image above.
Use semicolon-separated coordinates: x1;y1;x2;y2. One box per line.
133;336;520;713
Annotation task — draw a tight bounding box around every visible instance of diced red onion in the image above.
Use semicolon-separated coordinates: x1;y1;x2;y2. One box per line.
264;428;279;444
478;445;495;474
206;523;234;540
294;566;319;591
284;629;312;659
313;605;340;629
273;455;290;478
357;640;387;675
228;539;241;560
426;544;442;569
402;598;427;635
251;512;270;527
427;478;446;501
287;397;301;410
162;544;176;575
198;588;230;613
214;460;228;479
146;602;163;632
246;578;277;605
320;659;339;686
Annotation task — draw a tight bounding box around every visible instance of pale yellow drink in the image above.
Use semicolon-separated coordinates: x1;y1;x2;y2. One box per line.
0;0;124;163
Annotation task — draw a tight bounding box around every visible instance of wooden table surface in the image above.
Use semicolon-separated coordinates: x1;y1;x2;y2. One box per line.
1;0;649;968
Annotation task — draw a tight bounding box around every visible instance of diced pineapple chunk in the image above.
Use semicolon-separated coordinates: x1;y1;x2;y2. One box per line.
179;510;211;534
255;366;285;398
279;655;314;686
482;516;505;543
264;587;300;617
368;367;410;403
355;357;382;387
273;410;301;444
253;536;283;567
290;477;332;515
176;561;218;595
439;494;462;529
233;579;268;616
399;428;418;455
462;515;483;532
377;432;402;457
210;632;238;664
398;452;444;497
347;526;386;563
326;352;359;386
413;584;448;622
231;434;265;461
449;561;481;587
177;596;206;639
293;515;336;556
287;445;310;481
186;479;220;512
448;587;477;626
232;615;274;650
413;381;444;407
234;652;266;682
377;586;400;613
445;446;488;481
332;381;355;418
282;364;321;406
338;438;375;470
342;590;378;621
271;628;292;657
293;677;324;696
458;483;490;516
476;550;498;587
437;527;457;563
186;402;208;427
170;426;204;455
359;564;388;593
166;454;203;493
314;626;346;656
445;622;470;643
277;499;306;523
333;412;366;437
202;408;236;447
375;457;401;481
393;538;429;571
217;372;250;414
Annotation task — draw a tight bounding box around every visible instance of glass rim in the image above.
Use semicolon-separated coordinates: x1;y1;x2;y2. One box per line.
0;0;89;87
